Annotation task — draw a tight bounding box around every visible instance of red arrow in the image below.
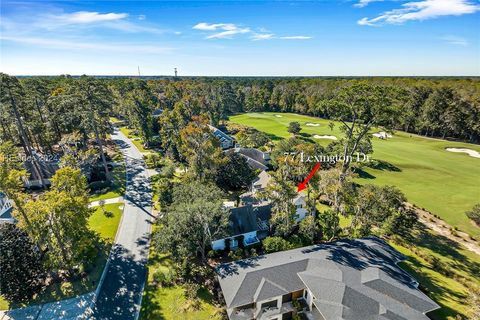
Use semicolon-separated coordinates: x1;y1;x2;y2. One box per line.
297;162;321;192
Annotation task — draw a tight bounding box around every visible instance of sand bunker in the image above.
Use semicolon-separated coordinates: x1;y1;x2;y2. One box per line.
313;135;337;140
446;148;480;159
275;115;283;118
306;123;320;127
372;132;392;139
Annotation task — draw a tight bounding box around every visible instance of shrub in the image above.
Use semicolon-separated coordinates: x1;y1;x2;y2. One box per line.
152;269;175;287
228;248;244;261
466;204;480;226
89;180;111;191
263;236;292;253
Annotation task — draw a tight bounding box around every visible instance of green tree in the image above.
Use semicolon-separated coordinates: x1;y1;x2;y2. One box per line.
154;181;229;263
0;73;46;187
216;153;256;191
0;142;34;232
179;116;224;182
330;82;398;181
287;121;301;135
0;223;44;303
298;215;320;245
317;210;340;241
126;80;157;145
263;236;292;253
264;170;297;237
59;76;113;181
349;185;415;237
26;167;96;271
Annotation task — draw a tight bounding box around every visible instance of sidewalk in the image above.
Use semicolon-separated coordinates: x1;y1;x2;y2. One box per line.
0;292;94;320
88;197;124;208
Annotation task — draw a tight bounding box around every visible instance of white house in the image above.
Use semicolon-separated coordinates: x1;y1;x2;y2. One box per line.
0;192;15;224
292;194;308;222
241;170;309;223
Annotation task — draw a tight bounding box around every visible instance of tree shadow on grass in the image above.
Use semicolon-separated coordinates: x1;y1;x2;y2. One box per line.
355;168;376;179
398;258;467;320
139;284;165;320
405;222;480;277
366;159;401;172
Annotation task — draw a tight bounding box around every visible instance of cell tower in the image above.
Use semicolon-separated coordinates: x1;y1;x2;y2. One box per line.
138;66;141;77
174;68;178;77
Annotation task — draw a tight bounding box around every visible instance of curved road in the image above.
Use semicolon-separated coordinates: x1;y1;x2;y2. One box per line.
91;129;153;320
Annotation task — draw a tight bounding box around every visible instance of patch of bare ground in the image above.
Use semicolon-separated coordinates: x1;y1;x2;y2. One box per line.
407;203;480;256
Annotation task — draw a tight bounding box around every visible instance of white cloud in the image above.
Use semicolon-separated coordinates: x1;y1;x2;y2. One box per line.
194;22;311;41
1;36;173;54
278;36;312;40
193;22;250;39
55;11;128;24
193;22;235;31
354;0;383;8
358;0;480;26
440;35;469;46
251;33;275;41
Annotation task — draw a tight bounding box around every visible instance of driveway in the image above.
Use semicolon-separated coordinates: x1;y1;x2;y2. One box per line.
91;129;153;320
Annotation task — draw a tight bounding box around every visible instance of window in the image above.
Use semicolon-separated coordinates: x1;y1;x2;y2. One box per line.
260;299;277;309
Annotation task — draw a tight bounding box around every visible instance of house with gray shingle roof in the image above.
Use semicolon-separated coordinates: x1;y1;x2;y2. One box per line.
212;204;272;251
217;237;439;320
209;125;235;149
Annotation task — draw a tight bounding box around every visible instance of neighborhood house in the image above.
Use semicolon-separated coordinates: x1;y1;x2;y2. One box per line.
212;170;310;251
217;237;440;320
0;192;15;224
209;125;235;149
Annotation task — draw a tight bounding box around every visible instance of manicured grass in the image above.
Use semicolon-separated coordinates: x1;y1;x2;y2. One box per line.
229;112;480;237
389;227;480;320
140;251;222;320
89;203;124;242
119;127;150;153
1;203;123;310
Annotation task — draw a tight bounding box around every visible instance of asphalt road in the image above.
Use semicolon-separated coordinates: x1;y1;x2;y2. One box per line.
91;129;153;320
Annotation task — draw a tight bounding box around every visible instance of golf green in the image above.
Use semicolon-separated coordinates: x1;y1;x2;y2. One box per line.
229;112;480;237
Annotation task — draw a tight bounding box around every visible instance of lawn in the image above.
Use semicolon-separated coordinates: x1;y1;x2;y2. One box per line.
0;203;123;310
88;202;124;241
140;251;222;320
229;112;480;237
120;127;150;153
389;228;480;320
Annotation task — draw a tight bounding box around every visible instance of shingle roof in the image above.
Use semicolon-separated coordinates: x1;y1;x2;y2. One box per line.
208;125;234;142
234;148;270;165
222;204;272;238
217;237;439;319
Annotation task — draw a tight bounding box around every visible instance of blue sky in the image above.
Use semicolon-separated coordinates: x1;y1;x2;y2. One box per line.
1;0;479;76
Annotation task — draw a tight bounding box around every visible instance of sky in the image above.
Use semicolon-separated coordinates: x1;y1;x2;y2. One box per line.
0;0;479;76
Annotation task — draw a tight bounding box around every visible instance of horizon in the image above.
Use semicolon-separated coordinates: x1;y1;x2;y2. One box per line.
1;0;479;76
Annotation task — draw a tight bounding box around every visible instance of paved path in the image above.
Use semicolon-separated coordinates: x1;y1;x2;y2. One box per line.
0;293;94;320
89;197;124;208
90;129;153;320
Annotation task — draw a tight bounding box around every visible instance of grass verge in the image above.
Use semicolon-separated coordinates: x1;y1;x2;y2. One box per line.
140;250;222;320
